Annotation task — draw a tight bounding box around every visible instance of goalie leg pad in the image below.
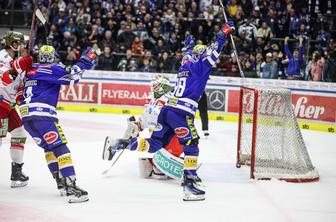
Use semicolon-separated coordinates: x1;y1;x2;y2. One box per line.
153;148;184;181
121;116;140;139
138;158;154;178
138;158;170;180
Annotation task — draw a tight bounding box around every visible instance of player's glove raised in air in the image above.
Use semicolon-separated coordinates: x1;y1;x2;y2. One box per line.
79;47;97;67
182;35;195;51
9;56;33;78
217;21;235;40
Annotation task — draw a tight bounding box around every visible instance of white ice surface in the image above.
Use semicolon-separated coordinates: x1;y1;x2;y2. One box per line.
0;111;335;222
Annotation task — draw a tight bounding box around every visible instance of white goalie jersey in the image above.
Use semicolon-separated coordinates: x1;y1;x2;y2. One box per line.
138;94;169;131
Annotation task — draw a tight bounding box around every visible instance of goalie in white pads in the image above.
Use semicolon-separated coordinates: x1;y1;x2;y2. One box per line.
103;74;193;181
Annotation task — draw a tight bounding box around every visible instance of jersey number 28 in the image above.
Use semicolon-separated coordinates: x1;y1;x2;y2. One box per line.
173;77;186;97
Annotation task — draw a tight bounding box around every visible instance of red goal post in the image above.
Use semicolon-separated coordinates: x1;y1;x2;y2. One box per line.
236;86;319;182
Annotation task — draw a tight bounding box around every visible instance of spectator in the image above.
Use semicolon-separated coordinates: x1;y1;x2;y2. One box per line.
77;14;92;48
260;52;278;79
64;18;77;35
137;58;156;72
52;7;69;33
157;52;173;73
117;24;136;50
305;51;324;81
132;37;144;55
97;46;115;71
117;49;137;71
21;0;334;82
256;21;273;42
238;18;257;43
255;52;264;77
227;0;242;18
168;33;180;53
100;30;117;52
221;54;240;77
64;46;80;66
284;36;304;79
322;49;336;82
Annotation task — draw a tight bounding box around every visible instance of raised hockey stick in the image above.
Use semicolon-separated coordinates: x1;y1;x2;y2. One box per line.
102;149;125;175
218;0;245;78
28;0;38;52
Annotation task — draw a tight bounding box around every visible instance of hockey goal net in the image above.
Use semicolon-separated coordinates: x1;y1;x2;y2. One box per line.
236;86;319;182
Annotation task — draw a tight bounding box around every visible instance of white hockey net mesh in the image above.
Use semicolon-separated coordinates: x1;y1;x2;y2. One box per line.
237;87;319;182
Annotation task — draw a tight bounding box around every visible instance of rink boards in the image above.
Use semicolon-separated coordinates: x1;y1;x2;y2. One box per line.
56;70;336;134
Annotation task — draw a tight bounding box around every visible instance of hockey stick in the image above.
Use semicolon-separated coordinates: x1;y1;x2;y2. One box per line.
28;0;38;52
35;8;51;45
218;0;245;77
102;149;125;175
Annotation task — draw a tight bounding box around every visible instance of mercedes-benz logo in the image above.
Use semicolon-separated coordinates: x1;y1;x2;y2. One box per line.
209;90;225;110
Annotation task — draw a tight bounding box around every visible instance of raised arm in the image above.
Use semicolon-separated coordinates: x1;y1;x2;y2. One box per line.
284;36;293;59
201;22;235;69
55;48;96;85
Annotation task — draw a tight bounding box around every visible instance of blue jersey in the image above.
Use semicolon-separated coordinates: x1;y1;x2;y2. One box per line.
165;35;227;115
20;60;91;121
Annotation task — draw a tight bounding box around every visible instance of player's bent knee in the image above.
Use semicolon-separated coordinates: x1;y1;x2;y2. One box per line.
10;126;26;138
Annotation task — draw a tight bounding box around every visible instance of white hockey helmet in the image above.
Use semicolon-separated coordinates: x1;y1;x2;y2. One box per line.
150;74;172;99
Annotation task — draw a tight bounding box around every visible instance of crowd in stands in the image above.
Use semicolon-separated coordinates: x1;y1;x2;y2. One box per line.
3;0;336;82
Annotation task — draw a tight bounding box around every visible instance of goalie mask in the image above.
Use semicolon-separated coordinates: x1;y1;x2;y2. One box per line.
3;31;24;51
39;45;56;63
150;74;172;99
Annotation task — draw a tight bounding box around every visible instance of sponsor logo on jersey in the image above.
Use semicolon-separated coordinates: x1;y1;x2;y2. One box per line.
32;137;42;145
43;131;58;144
174;127;189;138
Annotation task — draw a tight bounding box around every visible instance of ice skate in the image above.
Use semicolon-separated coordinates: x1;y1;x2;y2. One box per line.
102;137;130;161
65;176;89;203
52;171;66;196
10;162;29;188
182;174;205;201
203;130;209;137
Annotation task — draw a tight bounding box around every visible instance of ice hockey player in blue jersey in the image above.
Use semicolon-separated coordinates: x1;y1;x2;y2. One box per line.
107;22;235;201
19;45;96;203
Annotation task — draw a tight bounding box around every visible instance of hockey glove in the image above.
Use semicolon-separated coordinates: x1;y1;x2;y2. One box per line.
15;84;25;105
79;48;97;67
182;35;195;51
217;21;235;40
10;56;33;75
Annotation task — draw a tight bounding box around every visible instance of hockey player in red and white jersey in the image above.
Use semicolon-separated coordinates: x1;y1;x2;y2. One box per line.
0;31;32;187
0;31;25;68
